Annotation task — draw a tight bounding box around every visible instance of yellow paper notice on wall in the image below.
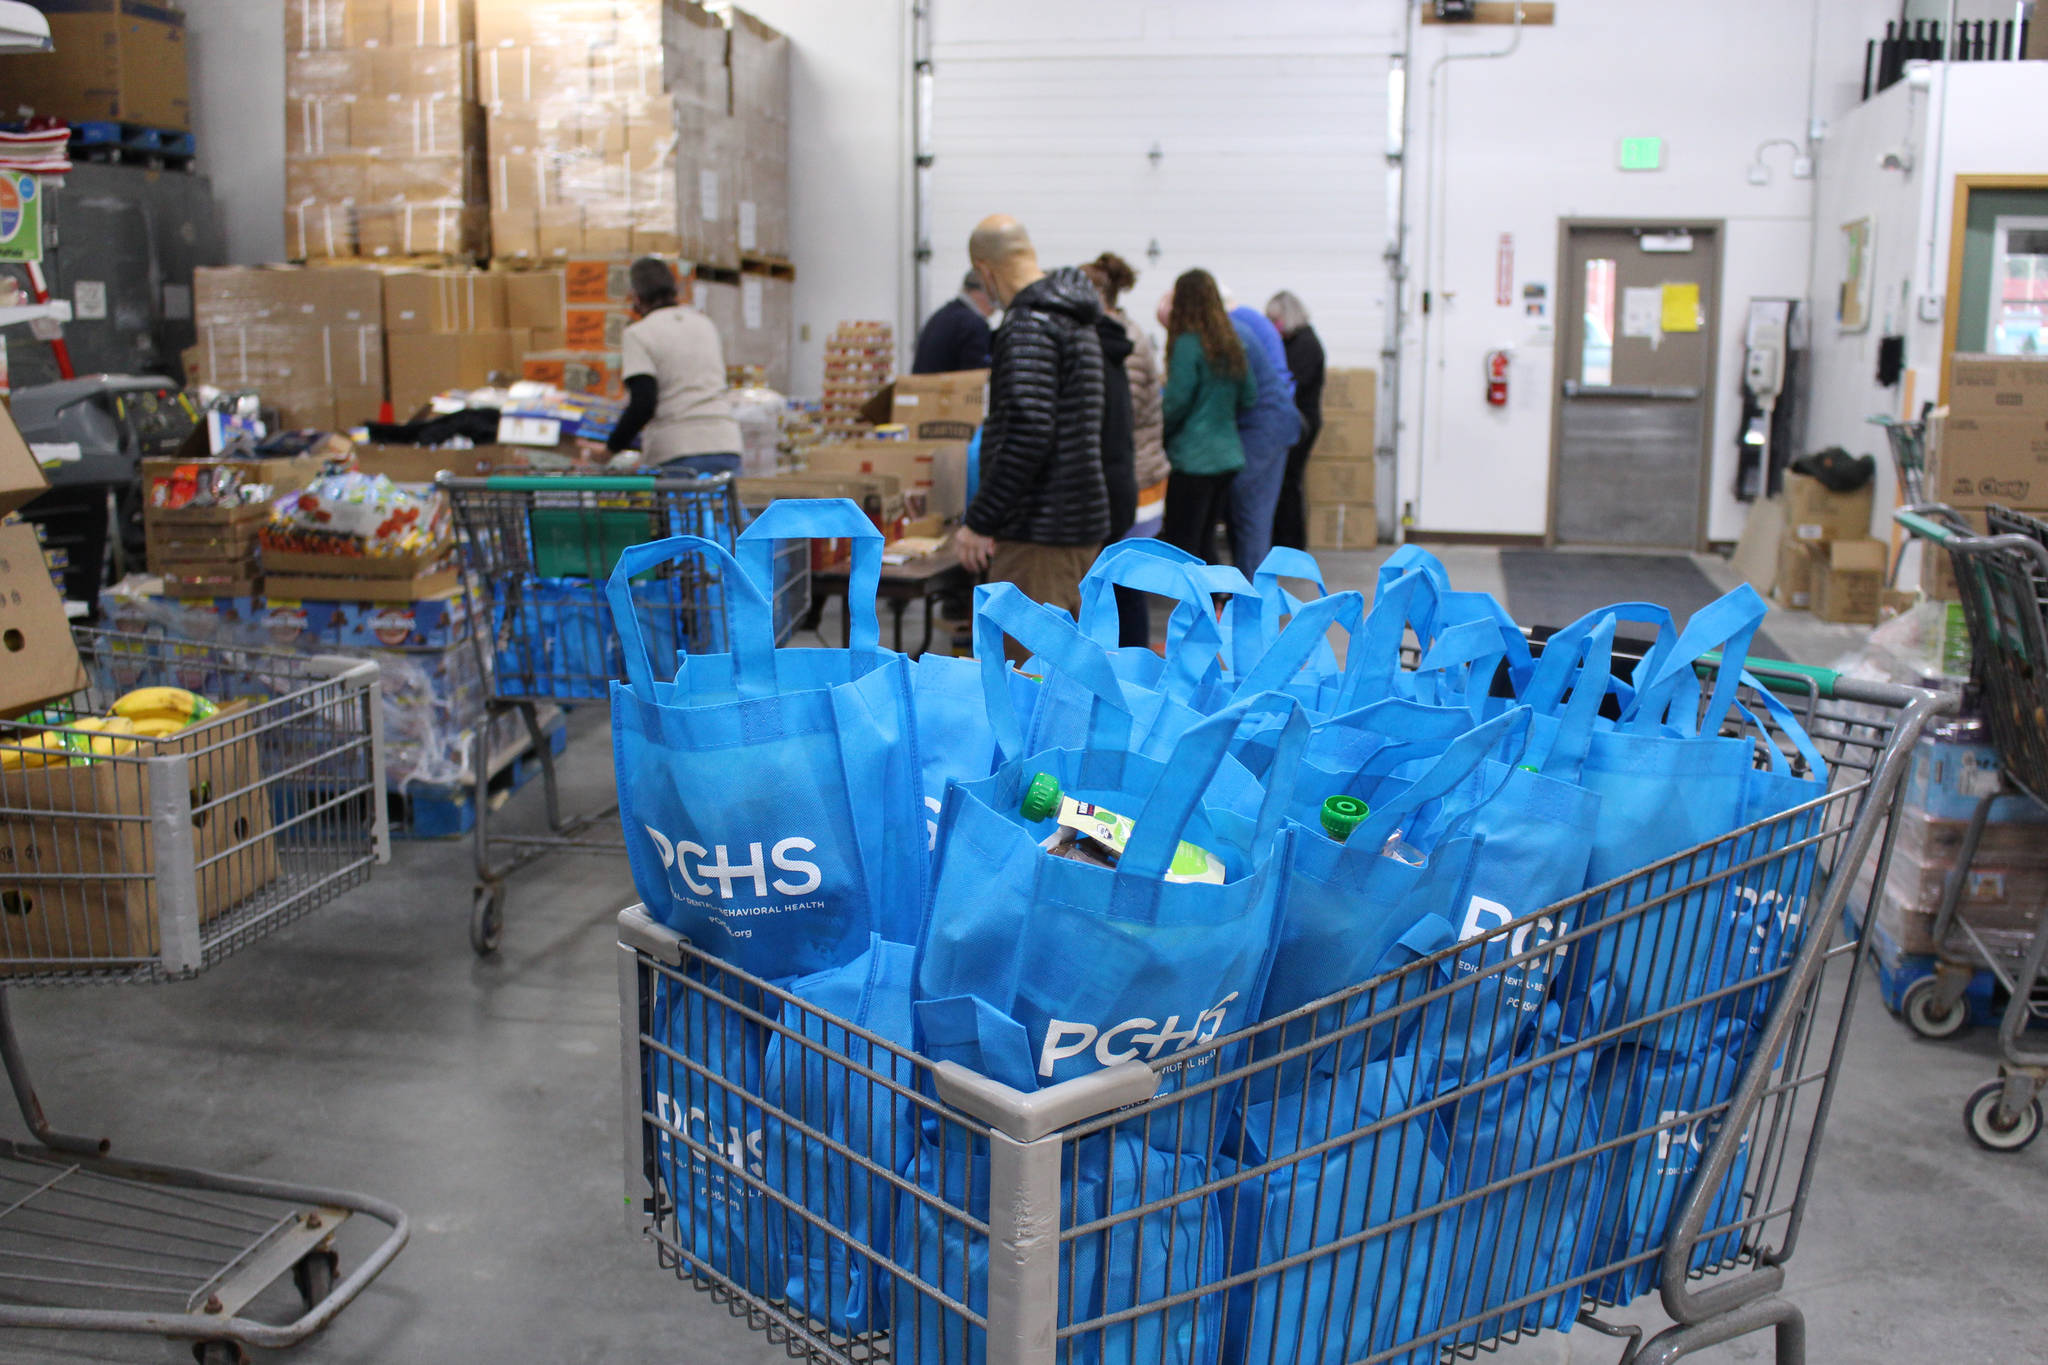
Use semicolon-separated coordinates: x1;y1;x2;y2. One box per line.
1661;283;1701;333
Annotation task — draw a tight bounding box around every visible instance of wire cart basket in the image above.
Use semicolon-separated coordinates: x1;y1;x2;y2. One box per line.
1893;503;2048;1153
1868;414;1927;510
617;660;1950;1365
0;630;405;1363
444;474;808;956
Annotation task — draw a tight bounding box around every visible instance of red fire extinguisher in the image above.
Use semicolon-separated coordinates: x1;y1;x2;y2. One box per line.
1485;349;1510;407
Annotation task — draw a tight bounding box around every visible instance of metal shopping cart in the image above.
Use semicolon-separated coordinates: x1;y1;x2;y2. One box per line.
617;663;1950;1365
1891;503;2048;1153
1868;414;1928;508
0;631;405;1363
444;474;808;956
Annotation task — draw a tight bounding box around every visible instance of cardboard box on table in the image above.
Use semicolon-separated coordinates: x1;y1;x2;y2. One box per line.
0;704;279;965
861;370;986;441
803;440;969;522
737;472;907;566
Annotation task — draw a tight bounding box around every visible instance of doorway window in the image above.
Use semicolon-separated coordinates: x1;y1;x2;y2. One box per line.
1992;217;2048;354
1582;258;1616;385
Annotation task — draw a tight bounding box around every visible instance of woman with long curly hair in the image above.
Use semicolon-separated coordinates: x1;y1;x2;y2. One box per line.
1157;268;1256;564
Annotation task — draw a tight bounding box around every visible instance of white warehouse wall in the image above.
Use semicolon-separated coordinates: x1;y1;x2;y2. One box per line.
185;0;287;265
1399;0;1903;542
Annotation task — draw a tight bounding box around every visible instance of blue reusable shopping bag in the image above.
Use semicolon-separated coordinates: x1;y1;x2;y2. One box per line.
758;935;919;1334
916;691;1308;1148
889;1121;1229;1365
1433;986;1611;1346
1584;1019;1755;1304
644;962;778;1297
1218;1052;1450;1365
1071;538;1247;709
608;500;927;978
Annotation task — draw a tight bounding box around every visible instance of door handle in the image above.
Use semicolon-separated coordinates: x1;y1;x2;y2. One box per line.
1562;381;1702;400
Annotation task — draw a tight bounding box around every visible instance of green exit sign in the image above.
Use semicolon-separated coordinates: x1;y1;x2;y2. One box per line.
1619;137;1664;171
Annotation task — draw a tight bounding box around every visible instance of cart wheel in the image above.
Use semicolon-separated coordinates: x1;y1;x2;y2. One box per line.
470;884;505;957
1901;977;1971;1040
193;1342;250;1365
1964;1080;2043;1153
292;1249;339;1308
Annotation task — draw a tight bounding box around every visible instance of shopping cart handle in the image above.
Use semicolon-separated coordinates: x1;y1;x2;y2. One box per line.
1698;651;1841;699
1893;509;1953;545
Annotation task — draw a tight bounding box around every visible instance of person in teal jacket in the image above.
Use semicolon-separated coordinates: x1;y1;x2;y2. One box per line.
1158;268;1257;564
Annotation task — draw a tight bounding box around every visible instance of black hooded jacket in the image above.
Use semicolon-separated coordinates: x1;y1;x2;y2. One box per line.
1096;314;1138;542
965;267;1109;546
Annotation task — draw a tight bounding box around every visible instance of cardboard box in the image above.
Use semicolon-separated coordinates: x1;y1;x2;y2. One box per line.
519;350;623;398
195;266;382;330
1314;409;1375;460
0;1;190;130
490;209;539;262
1949;354;2048;420
1782;472;1874;542
369;44;471;102
802;440;969;521
287;49;373;100
1927;409;2048;509
662;0;730;111
0;706;278;963
502;270;566;330
352;96;472;157
476;0;615;48
478;44;585;104
1;404;49;518
287;0;389;51
1307;502;1378;552
285;154;373;207
1305;458;1374;505
386;331;525;415
286;95;353;156
1323;368;1377;413
355;202;486;260
285;202;355;262
560;256;690;307
536;205;583;260
866;370;986;440
1774;536;1818;610
383;270;508;333
563;305;630;352
1810;538;1887;624
262;550;462;603
0;524;88;716
389;0;473;47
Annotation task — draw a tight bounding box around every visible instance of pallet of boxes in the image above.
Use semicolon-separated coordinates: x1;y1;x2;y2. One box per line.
382;265;537;414
184;266;388;433
821;322;893;439
1305;368;1378;552
1920;354;2048;600
285;0;487;261
1773;472;1883;624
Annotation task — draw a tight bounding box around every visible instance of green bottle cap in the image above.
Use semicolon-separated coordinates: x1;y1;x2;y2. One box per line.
1320;794;1370;842
1518;764;1541;773
1021;772;1062;823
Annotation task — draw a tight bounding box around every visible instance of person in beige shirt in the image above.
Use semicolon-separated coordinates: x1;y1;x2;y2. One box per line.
605;257;743;476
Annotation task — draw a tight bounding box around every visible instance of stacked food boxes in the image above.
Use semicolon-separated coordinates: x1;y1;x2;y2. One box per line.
1305;368;1378;551
1920;355;2048;599
821;322;893;438
1771;473;1880;622
185;266;388;432
284;0;487;261
140;454;329;599
480;0;725;266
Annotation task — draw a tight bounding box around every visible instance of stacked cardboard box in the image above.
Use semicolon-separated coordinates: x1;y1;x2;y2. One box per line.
284;0;486;261
185;267;388;431
821;322;892;437
480;0;724;266
724;9;790;262
508;258;681;399
0;2;189;130
382;267;533;415
139;455;329;599
1305;368;1377;551
1920;356;2048;599
1771;473;1878;619
803;438;969;524
729;269;794;392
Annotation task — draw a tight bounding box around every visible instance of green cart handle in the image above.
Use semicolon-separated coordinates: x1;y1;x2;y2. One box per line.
1698;651;1841;699
1893;509;1953;545
473;475;660;492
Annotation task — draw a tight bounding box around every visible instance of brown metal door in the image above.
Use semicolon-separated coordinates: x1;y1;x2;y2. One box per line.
1554;224;1720;548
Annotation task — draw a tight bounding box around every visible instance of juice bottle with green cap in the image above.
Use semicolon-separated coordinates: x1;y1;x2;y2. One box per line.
1020;773;1226;885
1317;792;1422;866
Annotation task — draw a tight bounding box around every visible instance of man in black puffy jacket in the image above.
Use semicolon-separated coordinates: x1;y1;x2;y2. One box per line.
954;215;1108;625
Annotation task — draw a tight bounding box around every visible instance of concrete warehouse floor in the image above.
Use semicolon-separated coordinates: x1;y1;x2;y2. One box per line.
5;548;2039;1364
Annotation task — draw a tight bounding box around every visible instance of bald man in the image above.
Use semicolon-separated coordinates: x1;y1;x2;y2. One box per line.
954;215;1108;632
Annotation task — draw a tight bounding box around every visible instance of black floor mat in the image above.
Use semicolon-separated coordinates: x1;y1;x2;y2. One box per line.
1499;550;1783;662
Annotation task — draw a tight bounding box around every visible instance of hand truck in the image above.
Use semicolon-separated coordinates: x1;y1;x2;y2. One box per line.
618;660;1950;1364
442;474;807;956
0;630;407;1363
1893;503;2048;1153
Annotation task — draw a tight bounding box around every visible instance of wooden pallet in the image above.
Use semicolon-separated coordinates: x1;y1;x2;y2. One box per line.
739;254;797;281
693;261;741;285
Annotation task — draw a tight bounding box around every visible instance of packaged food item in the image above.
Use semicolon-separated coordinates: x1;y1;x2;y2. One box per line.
262;472;453;559
1020;773;1226;885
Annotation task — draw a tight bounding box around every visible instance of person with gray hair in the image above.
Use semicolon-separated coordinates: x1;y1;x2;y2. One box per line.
603;257;741;475
1266;289;1326;550
911;268;996;374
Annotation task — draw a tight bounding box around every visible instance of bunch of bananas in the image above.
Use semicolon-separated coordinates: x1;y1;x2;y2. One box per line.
1;689;219;771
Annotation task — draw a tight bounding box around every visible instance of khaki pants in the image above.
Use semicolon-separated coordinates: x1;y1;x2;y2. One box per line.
987;540;1101;661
